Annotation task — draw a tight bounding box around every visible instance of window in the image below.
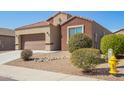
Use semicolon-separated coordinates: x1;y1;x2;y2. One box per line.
68;26;83;38
68;28;75;38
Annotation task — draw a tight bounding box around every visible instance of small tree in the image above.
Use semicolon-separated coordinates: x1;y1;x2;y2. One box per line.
71;48;101;72
68;33;92;53
100;34;124;55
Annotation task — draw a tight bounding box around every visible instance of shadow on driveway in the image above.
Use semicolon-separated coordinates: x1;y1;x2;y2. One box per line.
0;76;17;81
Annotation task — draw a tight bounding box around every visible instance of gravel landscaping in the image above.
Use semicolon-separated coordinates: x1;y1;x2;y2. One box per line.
4;51;124;81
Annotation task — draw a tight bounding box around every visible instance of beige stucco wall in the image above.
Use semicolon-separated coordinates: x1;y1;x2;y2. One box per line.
50;25;61;50
15;35;21;50
53;13;69;25
15;26;51;50
16;26;50;35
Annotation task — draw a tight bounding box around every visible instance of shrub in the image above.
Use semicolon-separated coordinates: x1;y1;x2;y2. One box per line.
68;33;92;53
100;34;124;55
21;49;33;61
71;48;101;72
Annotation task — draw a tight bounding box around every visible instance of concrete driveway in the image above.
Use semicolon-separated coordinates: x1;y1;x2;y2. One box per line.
0;51;21;64
0;51;11;54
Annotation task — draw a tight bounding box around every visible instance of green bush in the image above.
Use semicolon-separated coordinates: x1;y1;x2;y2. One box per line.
100;34;124;55
21;49;33;61
71;48;101;72
68;33;92;53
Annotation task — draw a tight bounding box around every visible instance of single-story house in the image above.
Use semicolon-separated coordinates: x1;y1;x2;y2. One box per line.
15;12;111;51
114;28;124;34
0;28;15;51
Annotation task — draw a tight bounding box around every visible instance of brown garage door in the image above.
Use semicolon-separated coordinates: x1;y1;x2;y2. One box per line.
21;34;45;50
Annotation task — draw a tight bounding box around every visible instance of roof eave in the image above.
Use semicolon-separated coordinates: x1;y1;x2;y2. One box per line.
15;25;50;31
61;16;93;26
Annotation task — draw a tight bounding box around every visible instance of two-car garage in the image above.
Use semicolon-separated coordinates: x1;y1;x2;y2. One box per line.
21;33;45;50
15;21;60;51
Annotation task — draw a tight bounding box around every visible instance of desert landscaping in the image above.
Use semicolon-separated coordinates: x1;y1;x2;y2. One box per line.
4;51;124;81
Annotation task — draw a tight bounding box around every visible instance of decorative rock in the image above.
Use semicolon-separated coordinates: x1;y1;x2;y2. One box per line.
33;56;64;62
63;56;66;59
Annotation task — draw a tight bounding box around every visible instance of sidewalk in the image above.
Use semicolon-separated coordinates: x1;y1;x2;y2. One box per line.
0;65;100;81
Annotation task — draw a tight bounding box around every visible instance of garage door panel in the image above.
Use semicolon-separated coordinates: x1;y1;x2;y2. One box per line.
24;41;45;50
21;34;45;50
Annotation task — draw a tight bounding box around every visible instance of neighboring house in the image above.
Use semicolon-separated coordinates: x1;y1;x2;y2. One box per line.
15;12;111;51
0;28;15;51
114;29;124;34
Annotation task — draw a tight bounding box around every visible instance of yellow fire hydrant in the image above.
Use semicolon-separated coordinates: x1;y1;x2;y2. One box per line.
108;55;118;75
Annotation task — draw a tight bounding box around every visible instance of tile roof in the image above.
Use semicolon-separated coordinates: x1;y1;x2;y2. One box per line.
15;21;50;30
15;12;96;30
61;16;94;26
47;11;72;21
114;28;124;33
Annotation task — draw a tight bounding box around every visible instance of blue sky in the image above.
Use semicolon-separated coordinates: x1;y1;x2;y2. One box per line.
0;11;124;32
